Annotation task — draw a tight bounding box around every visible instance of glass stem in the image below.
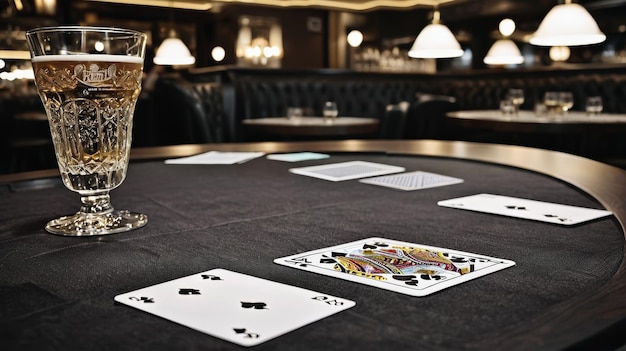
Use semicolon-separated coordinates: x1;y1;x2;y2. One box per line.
79;192;114;214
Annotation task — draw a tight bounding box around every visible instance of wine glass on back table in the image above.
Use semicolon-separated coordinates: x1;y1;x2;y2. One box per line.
27;26;148;236
507;89;524;114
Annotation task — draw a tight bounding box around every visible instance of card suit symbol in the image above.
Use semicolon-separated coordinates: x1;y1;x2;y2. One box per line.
420;274;443;281
288;258;312;267
312;296;344;306
391;275;416;281
201;274;222;280
178;288;201;295
544;214;558;218
129;296;154;303
233;328;260;339
331;251;347;257
372;242;389;247
362;244;378;249
450;256;468;263
241;302;268;310
320;256;336;264
392;274;420;285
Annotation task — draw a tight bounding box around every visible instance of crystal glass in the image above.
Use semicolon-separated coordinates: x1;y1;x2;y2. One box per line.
544;91;560;115
322;101;339;122
26;26;148;236
558;92;574;114
499;99;515;116
585;96;603;116
506;88;524;114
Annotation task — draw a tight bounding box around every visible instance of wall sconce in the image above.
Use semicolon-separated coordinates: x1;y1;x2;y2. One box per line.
484;19;524;66
408;8;463;59
530;0;605;46
347;30;363;48
211;46;225;62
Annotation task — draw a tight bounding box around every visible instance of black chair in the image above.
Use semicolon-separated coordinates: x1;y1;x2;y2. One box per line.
142;77;215;146
405;94;459;139
379;101;410;139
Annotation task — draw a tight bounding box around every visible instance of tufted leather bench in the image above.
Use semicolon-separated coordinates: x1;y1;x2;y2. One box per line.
182;66;626;143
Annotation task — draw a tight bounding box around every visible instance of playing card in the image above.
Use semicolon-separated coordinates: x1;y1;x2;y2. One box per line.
274;238;515;297
267;152;330;162
164;151;265;165
289;161;405;181
359;171;463;191
114;269;355;347
437;193;612;225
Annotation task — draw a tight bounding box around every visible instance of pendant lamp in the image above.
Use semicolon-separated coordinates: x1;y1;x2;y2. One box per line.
153;2;196;66
530;0;605;46
408;8;463;59
153;29;196;66
484;19;524;65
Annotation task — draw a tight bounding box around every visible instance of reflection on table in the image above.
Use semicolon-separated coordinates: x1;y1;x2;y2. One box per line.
2;140;626;351
242;116;379;138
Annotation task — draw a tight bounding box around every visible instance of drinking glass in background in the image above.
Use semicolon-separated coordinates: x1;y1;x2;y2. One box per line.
286;107;304;120
585;96;603;116
559;92;574;114
26;26;148;236
322;101;339;122
507;88;524;114
544;91;561;115
500;99;515;116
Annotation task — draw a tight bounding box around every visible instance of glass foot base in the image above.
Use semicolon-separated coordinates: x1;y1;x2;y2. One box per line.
45;210;148;236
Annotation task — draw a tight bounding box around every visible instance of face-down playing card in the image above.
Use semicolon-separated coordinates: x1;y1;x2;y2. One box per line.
114;268;355;347
359;171;463;191
437;193;613;225
289;161;405;181
274;238;515;297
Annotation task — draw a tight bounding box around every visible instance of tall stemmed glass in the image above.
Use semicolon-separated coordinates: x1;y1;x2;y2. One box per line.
26;26;148;236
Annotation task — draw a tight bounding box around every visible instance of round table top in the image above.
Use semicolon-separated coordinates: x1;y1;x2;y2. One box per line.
242;117;380;137
1;140;626;351
446;110;626;133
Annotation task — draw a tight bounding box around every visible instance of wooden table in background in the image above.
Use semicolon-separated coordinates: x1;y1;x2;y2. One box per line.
242;117;379;138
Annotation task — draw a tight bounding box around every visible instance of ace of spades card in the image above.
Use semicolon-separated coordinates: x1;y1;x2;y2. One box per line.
114;269;355;347
274;238;515;297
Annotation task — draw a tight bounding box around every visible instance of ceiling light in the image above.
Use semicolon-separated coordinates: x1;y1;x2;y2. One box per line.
530;0;605;46
408;9;463;59
484;19;524;66
484;39;524;65
153;29;195;66
549;46;570;62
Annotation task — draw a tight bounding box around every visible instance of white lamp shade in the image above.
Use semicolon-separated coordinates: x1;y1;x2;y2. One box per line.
153;37;196;66
484;39;524;65
530;3;606;46
408;23;463;59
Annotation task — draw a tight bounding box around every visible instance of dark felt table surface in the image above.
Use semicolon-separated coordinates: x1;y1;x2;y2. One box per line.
0;150;623;351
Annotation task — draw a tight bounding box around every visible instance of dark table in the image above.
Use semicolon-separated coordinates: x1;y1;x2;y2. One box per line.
1;140;626;351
